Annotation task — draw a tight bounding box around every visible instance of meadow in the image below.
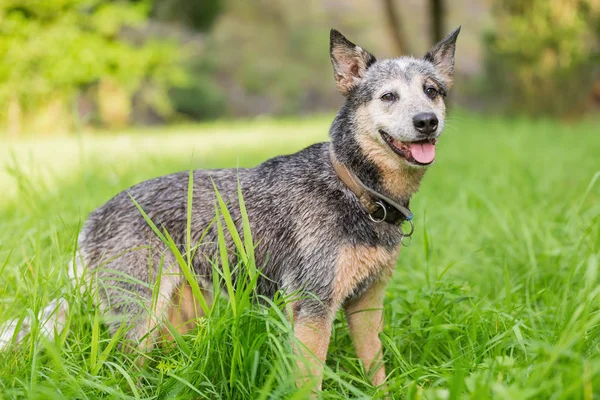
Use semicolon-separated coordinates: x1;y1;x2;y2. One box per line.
0;112;599;399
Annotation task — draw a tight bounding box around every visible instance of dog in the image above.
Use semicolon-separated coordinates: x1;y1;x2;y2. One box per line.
1;27;460;391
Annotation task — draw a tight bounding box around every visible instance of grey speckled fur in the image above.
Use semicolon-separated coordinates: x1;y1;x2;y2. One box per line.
1;28;460;374
80;142;404;332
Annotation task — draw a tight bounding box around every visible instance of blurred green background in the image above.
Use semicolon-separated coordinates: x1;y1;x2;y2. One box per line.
0;0;598;136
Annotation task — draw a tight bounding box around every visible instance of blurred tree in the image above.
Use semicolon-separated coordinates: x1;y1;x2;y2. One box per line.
204;0;336;116
168;56;227;121
382;0;412;55
151;0;223;32
429;0;444;44
485;0;600;116
0;0;185;134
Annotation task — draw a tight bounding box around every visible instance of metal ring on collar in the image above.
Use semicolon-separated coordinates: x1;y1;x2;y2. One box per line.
368;200;387;223
400;218;415;237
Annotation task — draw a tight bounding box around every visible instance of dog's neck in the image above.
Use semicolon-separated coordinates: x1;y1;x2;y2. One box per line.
330;107;427;205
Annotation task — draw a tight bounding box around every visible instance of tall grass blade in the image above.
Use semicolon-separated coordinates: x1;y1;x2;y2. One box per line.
211;179;248;265
237;179;257;281
128;195;209;316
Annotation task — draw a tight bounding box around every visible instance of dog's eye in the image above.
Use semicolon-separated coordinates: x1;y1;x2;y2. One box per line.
425;87;438;99
380;92;396;102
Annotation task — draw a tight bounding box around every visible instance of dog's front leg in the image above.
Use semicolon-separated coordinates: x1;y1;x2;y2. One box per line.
293;313;333;392
344;279;388;387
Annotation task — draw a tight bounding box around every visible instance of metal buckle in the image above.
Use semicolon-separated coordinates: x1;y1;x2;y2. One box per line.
368;200;386;223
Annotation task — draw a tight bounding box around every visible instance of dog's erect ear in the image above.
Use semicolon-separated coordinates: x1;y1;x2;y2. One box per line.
330;29;376;96
423;26;461;88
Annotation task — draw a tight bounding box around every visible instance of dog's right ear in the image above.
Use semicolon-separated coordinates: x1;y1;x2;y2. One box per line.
330;29;376;96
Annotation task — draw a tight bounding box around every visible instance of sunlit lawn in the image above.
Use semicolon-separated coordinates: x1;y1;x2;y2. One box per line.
0;111;599;399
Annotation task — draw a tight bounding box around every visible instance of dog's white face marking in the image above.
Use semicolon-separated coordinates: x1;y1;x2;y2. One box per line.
355;58;449;168
366;75;446;144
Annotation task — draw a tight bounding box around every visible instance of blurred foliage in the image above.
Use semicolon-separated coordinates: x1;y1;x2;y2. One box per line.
168;57;227;120
0;0;186;132
2;0;600;134
161;0;365;121
152;0;223;32
484;0;600;116
204;0;338;117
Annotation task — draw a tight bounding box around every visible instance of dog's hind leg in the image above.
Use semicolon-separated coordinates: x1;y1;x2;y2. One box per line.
344;279;388;387
162;282;213;341
131;280;213;366
93;248;180;357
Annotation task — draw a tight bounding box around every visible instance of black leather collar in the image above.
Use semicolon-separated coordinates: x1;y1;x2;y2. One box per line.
329;149;414;227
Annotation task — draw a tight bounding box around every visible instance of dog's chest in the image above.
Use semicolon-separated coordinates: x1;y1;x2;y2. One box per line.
333;244;400;304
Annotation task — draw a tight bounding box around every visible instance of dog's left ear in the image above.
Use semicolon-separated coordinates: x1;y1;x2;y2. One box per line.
330;29;376;96
424;26;461;88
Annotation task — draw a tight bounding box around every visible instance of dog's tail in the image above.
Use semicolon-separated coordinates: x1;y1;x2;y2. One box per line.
0;255;83;350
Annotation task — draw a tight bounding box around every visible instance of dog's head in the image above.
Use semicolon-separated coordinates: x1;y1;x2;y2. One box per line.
330;27;460;168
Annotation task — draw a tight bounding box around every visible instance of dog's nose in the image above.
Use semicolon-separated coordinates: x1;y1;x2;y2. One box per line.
413;112;438;136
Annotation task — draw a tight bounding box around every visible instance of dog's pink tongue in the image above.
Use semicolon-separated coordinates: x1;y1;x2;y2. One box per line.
408;142;436;164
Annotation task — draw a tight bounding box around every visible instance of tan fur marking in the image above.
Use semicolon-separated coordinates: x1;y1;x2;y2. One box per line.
354;107;426;201
294;316;333;392
333;245;398;306
345;279;388;387
134;281;212;365
134;271;180;361
135;293;171;367
163;283;212;339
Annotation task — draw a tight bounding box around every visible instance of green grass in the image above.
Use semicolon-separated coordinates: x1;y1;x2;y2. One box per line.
0;112;599;399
